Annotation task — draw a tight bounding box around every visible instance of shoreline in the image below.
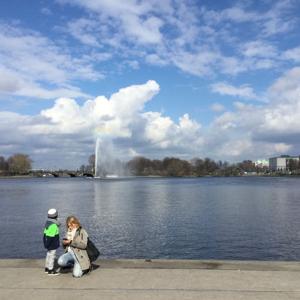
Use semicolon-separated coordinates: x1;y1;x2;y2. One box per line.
1;258;300;271
1;174;300;179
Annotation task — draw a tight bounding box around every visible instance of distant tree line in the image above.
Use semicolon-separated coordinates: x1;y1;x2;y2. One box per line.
286;159;300;174
80;155;269;177
0;154;32;176
125;157;266;177
3;152;299;178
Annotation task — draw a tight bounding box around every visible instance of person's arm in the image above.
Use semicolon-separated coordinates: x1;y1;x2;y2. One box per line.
62;238;71;248
70;229;88;250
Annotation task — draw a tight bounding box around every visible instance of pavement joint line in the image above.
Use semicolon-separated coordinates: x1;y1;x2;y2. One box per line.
1;287;300;294
1;266;300;273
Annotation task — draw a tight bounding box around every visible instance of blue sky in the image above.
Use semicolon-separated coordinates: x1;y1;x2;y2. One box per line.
1;0;300;168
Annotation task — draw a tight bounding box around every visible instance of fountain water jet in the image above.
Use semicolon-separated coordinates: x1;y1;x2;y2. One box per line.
94;137;100;177
94;137;126;178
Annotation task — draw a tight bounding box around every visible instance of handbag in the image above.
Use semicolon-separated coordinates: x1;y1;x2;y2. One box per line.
86;238;100;262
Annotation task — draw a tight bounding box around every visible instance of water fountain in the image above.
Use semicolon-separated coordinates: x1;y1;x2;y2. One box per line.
94;137;100;177
94;137;125;178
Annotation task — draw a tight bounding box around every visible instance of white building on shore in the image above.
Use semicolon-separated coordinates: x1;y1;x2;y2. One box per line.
254;159;269;168
269;155;299;171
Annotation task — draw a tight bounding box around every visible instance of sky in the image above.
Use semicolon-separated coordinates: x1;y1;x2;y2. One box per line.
1;0;300;169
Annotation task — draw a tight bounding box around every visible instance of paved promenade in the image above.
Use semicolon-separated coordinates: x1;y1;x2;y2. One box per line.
0;259;300;300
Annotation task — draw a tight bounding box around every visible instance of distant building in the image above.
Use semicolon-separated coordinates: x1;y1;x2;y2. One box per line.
254;159;269;168
269;155;299;171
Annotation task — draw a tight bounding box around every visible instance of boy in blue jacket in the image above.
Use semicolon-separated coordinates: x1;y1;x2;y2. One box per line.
43;208;60;275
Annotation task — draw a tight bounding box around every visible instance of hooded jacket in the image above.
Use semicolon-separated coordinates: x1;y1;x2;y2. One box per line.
43;218;60;250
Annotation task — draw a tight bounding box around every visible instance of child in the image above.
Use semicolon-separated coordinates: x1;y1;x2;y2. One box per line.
43;208;60;275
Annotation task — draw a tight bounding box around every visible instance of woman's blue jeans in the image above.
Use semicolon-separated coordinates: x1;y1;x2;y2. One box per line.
58;250;83;278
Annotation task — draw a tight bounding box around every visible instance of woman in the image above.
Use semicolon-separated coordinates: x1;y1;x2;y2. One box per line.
58;216;90;277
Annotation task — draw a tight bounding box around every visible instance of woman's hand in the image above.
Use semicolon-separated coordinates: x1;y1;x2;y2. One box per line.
63;239;71;246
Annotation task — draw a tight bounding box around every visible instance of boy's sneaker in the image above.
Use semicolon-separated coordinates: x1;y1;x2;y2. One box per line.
48;269;60;276
45;268;49;273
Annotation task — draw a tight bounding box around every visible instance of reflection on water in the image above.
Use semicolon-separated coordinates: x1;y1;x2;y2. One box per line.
1;176;300;260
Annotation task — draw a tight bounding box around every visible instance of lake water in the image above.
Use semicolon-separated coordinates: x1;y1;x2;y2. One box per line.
1;176;300;260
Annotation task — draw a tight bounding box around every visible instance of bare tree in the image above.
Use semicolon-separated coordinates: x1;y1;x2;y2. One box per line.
7;154;32;175
88;154;95;173
0;156;8;175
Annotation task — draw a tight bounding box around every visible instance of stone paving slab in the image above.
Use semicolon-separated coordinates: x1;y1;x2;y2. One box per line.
0;259;299;300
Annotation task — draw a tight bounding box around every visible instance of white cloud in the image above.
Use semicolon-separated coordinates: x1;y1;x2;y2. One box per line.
59;0;166;45
241;41;277;58
262;98;300;134
0;67;90;99
143;112;174;148
217;139;252;157
142;112;202;151
1;1;300;166
261;0;295;36
283;46;300;62
1;67;300;167
41;7;52;16
252;58;275;70
0;23;101;99
211;82;259;100
267;67;300;104
145;54;168;66
66;18;101;47
213;111;237;130
220;7;259;23
37;80;160;137
208;67;300;158
171;49;220;77
211;103;225;112
203;1;295;37
219;56;248;75
273;143;292;153
52;0;298;79
0;80;205;167
0;69;22;93
125;60;140;70
123;15;164;44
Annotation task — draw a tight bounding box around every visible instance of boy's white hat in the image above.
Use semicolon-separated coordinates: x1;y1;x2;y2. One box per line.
47;208;58;218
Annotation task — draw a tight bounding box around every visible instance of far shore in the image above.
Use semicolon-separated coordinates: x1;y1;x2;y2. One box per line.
1;174;300;179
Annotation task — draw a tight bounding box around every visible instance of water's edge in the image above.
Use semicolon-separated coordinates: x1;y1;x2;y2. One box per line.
1;259;300;271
